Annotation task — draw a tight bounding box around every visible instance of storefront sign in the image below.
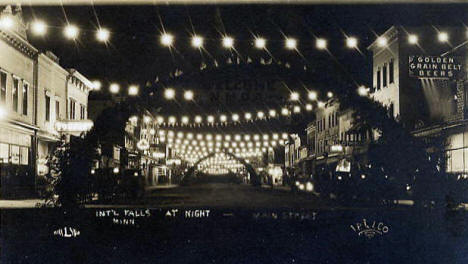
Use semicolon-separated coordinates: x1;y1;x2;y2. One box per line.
167;159;181;165
330;145;343;152
55;120;94;133
136;139;150;150
409;55;462;79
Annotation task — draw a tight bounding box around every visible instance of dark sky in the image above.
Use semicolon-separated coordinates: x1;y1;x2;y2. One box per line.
20;4;468;87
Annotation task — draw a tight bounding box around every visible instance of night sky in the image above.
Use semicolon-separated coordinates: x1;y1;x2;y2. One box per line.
18;4;468;88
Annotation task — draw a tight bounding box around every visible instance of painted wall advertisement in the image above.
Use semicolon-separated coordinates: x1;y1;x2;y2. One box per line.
409;55;462;78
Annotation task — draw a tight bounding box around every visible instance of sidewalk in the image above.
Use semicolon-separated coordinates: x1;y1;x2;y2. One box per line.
0;199;43;208
260;184;292;192
145;184;178;191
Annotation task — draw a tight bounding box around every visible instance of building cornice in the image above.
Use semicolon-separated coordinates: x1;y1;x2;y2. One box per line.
367;26;398;51
0;29;38;59
38;53;69;76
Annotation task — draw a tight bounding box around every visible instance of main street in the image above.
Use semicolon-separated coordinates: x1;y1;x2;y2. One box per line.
85;180;415;210
144;183;328;208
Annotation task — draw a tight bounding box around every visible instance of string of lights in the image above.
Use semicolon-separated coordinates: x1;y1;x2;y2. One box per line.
154;90;330;127
0;13;447;52
129;86;374;127
159;129;289;143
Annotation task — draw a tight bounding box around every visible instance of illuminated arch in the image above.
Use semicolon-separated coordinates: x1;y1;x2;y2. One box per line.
182;150;260;186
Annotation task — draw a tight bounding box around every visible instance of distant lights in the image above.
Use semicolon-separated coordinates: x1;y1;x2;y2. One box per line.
308;91;317;100
316;38;327;49
281;108;289;116
220;115;227;122
245;112;252;120
285;38;297;50
327;91;333;98
31;20;47;36
160;33;174;46
0;15;13;29
195;116;202;123
290;92;300;101
92;80;101;91
0;106;6;120
222;36;234;48
128;85;139;96
96;28;110;42
293;105;301;113
64;24;79;39
318;101;326;108
168;116;176;124
358;86;369;96
207;115;214;123
269;109;276;117
408;34;418;44
232;113;239;121
346;37;358;48
377;36;387;47
305;104;313;111
438;32;449;42
183;90;194;101
164;88;175;100
109;83;120;94
191;35;204;48
257;111;265;119
181;116;189;124
255;37;266;49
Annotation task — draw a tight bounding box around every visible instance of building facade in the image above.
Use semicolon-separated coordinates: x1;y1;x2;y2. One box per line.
368;25;468;175
0;5;93;197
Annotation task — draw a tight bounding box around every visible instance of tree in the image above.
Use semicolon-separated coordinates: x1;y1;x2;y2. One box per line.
42;135;97;208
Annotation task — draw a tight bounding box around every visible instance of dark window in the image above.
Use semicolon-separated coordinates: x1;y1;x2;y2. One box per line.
45;95;50;121
383;64;387;87
22;83;28;115
0;72;6;102
12;78;18;112
335;112;338;125
328;115;331;128
69;99;76;119
389;59;394;84
80;105;85;119
55;101;60;120
389;103;394;118
377;69;381;90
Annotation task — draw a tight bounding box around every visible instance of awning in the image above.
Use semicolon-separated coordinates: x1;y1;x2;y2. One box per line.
346;122;370;134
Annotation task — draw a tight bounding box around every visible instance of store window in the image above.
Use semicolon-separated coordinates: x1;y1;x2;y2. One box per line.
10;145;20;164
20;147;28;165
0;143;8;163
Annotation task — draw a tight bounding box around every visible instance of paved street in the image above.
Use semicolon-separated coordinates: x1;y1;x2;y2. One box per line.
85;181;414;209
145;183;327;208
86;182;326;208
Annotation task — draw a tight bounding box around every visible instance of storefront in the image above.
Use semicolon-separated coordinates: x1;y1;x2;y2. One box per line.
0;123;35;198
